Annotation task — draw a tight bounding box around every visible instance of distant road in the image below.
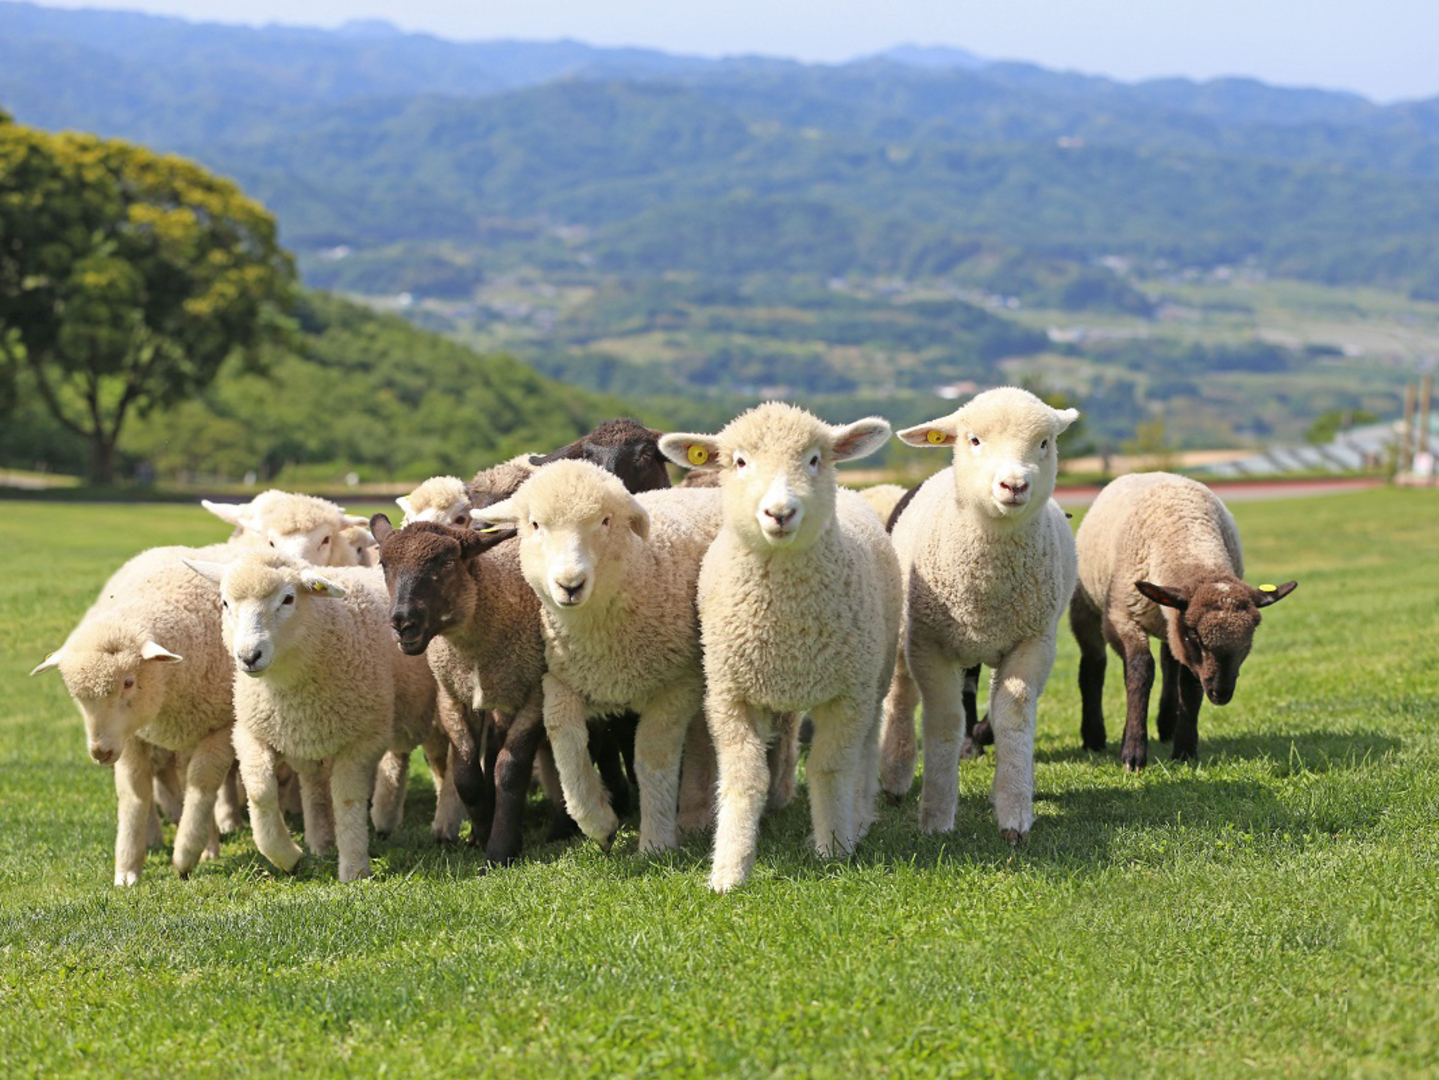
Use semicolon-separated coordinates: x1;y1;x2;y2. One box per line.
1054;476;1386;508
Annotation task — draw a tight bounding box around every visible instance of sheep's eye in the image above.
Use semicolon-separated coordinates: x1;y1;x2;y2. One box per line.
221;600;229;611
968;435;981;448
281;594;295;606
809;454;820;468
530;520;539;532
268;540;275;548
735;455;747;469
454;516;467;526
321;535;331;545
602;516;612;528
122;677;135;690
1040;438;1048;450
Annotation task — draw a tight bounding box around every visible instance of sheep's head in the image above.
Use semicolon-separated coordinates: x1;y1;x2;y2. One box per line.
30;625;183;766
184;553;346;676
529;418;672;495
201;490;368;566
370;514;516;654
398;476;473;530
1136;579;1298;705
338;524;379;567
476;460;648;613
899;387;1078;523
659;403;890;553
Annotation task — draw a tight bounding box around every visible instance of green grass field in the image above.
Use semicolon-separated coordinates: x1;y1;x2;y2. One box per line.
1;490;1436;1077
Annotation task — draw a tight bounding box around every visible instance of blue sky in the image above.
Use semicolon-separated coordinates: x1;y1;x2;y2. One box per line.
33;0;1439;103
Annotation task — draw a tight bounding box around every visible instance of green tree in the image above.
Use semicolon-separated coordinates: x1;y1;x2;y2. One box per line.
0;118;295;483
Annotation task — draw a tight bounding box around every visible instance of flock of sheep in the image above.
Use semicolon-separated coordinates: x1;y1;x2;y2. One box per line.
33;387;1297;891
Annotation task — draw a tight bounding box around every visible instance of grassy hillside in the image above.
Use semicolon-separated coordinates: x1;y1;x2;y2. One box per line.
2;488;1436;1075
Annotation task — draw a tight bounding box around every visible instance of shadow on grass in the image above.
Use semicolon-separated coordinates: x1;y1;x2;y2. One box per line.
1034;727;1400;773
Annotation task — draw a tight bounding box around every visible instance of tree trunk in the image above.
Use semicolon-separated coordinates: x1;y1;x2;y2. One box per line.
89;435;118;486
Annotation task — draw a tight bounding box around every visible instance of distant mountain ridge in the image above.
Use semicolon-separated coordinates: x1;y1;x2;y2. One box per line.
7;0;1439;298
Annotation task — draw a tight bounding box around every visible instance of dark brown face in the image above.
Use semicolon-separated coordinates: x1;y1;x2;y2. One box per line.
529;419;672;494
1137;578;1296;707
370;515;514;655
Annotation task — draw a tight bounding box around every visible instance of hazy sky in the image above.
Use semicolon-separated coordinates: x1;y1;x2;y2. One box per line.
32;0;1439;103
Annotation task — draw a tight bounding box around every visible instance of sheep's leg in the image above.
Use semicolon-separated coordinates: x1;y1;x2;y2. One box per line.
113;738;154;886
537;741;581;842
879;656;920;801
767;712;800;813
709;698;772;893
426;729;465;843
293;758;336;855
1071;593;1109;752
989;636;1055;844
678;713;718;832
633;680;702;854
806;699;864;859
590;720;633;818
214;762;245;834
1115;633;1155;772
277;761;304;819
332;747;382;882
542;673;617;848
370;747;409;838
173;724;234;879
234;724;303;874
1170;665;1205;762
911;643;967;834
487;688;546;867
152;751;184;822
960;666;988;759
1156;643;1180;743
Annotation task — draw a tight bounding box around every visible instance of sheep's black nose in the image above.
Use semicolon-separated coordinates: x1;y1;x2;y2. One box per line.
238;648;263;670
560;580;585;600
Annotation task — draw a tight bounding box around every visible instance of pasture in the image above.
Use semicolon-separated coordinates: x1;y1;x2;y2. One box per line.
1;489;1435;1077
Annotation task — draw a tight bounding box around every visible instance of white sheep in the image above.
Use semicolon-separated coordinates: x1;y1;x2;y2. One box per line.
659;403;900;892
855;482;909;526
397;475;473;529
1071;471;1297;769
184;553;435;881
200;489;369;566
31;543;238;885
881;386;1080;843
478;462;722;853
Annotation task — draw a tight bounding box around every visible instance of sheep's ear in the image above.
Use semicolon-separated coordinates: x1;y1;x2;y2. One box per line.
657;432;721;470
529;439;586;467
897;417;958;448
370;514;395;543
298;570;346;599
1053;407;1080;434
200;499;251;529
472;497;521;528
29;649;63;676
1253;580;1298;608
340;513;368;528
183;558;227;585
141;641;183;664
458;526;517;558
829;417;892;462
628;503;651;541
395;496;414;519
1135;581;1188;611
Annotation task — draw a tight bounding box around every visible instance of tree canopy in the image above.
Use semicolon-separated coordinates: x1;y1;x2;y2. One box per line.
0;120;296;482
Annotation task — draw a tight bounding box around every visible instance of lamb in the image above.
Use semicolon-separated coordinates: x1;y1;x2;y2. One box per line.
369;515;568;865
183;553;436;881
880;386;1080;843
477;462;722;853
660;403;901;892
399;475;475;529
527;418;672;495
31;543;239;885
1070;471;1297;769
201;490;369;566
339;524;379;567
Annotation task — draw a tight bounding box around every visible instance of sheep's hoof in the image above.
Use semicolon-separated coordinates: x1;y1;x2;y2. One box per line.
1000;828;1029;847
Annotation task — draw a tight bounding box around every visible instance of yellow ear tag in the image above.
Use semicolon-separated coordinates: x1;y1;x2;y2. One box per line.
478;525;503;534
308;581;327;594
687;445;710;466
926;429;947;445
1259;583;1277;592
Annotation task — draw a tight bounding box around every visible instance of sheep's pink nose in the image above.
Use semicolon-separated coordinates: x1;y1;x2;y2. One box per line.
764;506;797;526
999;478;1030;497
90;745;116;766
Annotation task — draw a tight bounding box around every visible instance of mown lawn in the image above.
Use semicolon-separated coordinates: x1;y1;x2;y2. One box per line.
0;489;1435;1078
